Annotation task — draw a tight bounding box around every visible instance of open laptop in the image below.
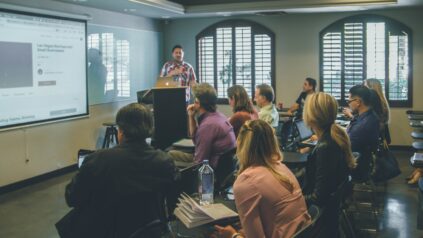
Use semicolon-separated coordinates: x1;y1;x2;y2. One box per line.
77;149;95;168
295;120;318;147
155;76;181;88
137;89;153;104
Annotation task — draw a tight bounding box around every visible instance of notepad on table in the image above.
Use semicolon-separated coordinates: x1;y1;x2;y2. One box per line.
172;138;195;148
174;193;238;228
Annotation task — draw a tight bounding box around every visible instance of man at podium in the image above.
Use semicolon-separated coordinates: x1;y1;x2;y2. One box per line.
160;44;197;101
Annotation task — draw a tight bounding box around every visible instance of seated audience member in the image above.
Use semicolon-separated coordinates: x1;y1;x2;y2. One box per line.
227;85;258;137
346;85;380;182
280;77;316;146
302;92;355;238
254;84;279;128
56;103;179;238
287;77;317;118
343;79;390;137
215;119;311;238
169;83;236;168
364;78;391;142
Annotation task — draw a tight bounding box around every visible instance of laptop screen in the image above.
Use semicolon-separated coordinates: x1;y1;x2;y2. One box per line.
77;149;95;168
296;120;313;140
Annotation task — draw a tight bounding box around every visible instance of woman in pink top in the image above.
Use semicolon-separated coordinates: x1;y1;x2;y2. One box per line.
215;120;311;238
227;85;258;138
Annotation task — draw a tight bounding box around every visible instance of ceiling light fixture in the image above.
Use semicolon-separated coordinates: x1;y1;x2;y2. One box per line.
128;0;184;15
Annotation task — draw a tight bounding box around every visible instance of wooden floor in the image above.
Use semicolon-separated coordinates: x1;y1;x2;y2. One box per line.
0;150;422;238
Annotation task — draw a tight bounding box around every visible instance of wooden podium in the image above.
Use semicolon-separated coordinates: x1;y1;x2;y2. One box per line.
152;87;188;150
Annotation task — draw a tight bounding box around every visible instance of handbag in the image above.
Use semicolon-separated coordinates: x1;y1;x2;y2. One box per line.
371;140;401;182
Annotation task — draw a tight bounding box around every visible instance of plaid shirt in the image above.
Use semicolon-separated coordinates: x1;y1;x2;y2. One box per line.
160;61;197;86
160;60;197;101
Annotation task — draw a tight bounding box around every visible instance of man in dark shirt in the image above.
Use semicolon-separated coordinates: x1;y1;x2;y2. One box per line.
287;77;316;118
280;77;316;148
347;85;380;182
56;103;179;238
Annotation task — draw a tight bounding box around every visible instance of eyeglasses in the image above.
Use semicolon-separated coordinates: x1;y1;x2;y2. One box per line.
347;98;358;104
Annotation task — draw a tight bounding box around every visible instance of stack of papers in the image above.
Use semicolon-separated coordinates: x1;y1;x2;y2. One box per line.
411;153;423;167
172;138;195;148
174;193;238;228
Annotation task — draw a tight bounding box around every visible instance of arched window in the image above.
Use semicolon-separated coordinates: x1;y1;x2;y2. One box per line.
320;14;412;107
197;19;275;103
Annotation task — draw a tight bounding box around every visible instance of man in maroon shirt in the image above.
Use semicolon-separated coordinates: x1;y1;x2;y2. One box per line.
169;83;236;168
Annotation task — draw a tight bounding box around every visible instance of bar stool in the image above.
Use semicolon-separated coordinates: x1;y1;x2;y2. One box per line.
413;142;423;151
102;122;119;148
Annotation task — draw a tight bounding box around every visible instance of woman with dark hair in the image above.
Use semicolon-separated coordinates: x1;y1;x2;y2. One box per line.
364;79;390;126
215;119;310;238
303;92;356;237
227;85;258;137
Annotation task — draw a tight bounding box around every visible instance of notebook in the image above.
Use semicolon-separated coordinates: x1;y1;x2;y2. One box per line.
174;193;238;228
172;138;195;148
77;149;95;168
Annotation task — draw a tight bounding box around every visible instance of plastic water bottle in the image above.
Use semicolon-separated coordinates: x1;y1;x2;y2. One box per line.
198;160;214;206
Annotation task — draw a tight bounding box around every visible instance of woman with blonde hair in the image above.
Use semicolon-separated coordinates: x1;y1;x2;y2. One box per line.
227;85;258;137
302;92;355;238
215;119;310;238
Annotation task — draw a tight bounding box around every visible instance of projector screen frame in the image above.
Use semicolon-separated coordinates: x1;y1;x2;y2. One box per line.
0;7;89;132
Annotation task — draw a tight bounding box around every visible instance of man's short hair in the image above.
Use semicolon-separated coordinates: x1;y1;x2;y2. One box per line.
349;85;371;106
256;84;274;102
306;77;317;91
193;83;217;112
172;44;183;52
116;103;153;140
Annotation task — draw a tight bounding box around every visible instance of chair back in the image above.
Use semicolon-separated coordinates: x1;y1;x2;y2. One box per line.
215;148;237;192
178;163;202;195
331;176;353;208
292;205;322;238
128;219;165;238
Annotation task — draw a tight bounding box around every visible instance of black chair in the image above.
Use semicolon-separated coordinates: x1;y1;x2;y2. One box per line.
178;163;202;195
102;122;119;148
412;131;423;140
417;178;423;230
291;205;321;238
406;110;423;115
413;141;423;150
129;219;166;238
214;148;237;193
336;176;356;238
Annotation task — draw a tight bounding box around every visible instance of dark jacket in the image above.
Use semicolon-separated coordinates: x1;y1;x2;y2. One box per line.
302;131;350;238
347;110;380;181
56;140;180;238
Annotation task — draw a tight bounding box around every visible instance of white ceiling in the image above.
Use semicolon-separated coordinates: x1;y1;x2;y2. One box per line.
54;0;423;19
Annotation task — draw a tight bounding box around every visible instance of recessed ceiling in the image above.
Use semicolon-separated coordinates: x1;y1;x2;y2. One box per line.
54;0;423;19
169;0;276;6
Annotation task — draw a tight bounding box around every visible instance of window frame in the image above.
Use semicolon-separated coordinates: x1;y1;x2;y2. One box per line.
319;14;413;107
196;19;276;104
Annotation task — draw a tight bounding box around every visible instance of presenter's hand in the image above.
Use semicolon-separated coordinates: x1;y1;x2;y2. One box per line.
170;67;183;76
213;225;237;238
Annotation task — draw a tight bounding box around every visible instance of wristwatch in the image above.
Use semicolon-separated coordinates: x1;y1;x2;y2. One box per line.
232;233;243;238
